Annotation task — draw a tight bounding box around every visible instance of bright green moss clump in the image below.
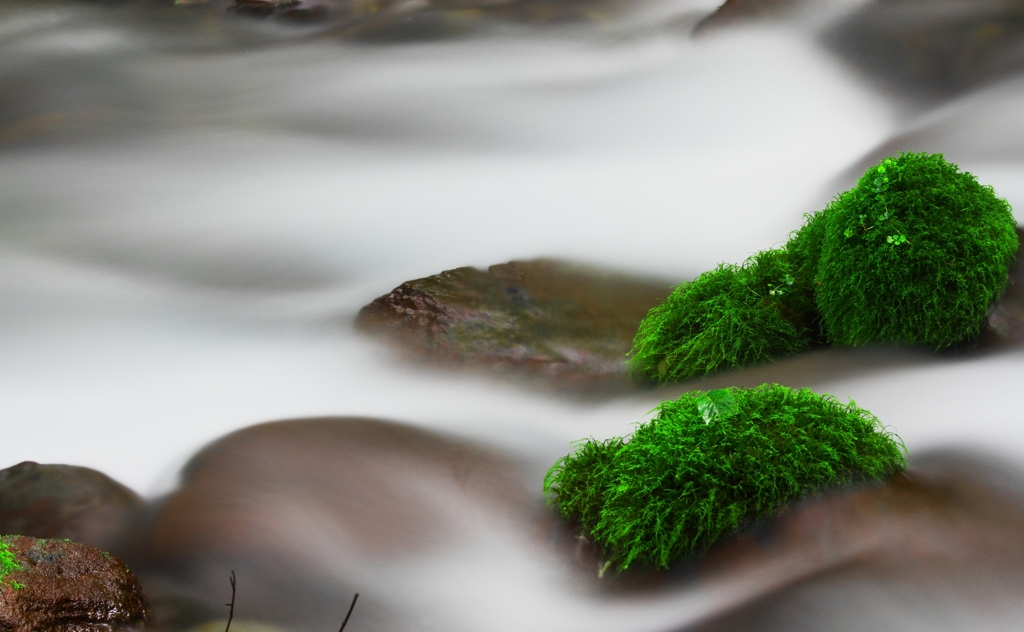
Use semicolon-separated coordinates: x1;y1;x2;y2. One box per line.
816;152;1018;348
544;384;906;570
628;250;814;383
629;152;1018;382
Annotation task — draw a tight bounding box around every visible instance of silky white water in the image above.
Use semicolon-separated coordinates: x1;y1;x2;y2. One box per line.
1;0;1022;490
2;2;1024;628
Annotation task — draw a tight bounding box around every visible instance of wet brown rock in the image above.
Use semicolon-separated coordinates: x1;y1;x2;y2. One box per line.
131;417;536;631
0;462;145;554
825;0;1024;101
0;535;149;632
356;259;671;392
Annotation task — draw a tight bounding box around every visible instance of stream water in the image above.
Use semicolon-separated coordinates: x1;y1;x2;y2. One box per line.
2;0;1024;629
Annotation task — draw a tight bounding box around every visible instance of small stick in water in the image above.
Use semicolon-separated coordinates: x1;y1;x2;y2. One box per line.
224;571;237;632
339;593;359;632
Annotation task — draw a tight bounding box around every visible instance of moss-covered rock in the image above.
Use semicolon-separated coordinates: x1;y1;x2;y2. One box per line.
627;250;814;384
816;152;1018;349
629;152;1017;384
543;384;907;570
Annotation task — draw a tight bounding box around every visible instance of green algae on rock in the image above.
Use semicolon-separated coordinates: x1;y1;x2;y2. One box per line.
357;259;671;392
543;384;906;571
815;152;1018;349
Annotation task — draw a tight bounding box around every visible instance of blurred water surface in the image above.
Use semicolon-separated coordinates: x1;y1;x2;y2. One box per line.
2;0;1024;629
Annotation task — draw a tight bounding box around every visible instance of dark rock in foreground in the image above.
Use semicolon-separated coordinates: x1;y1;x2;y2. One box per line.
0;462;145;555
0;535;149;632
356;259;671;392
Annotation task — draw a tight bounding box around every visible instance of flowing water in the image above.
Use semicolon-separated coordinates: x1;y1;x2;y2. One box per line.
2;0;1024;629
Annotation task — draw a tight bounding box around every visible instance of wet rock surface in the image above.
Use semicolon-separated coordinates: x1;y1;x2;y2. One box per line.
0;462;145;555
356;259;671;393
0;535;149;632
130;417;538;632
686;451;1024;631
825;0;1024;102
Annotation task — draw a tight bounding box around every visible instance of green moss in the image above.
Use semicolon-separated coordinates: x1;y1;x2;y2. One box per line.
544;384;906;570
816;152;1018;348
0;539;21;583
627;250;812;383
783;209;829;341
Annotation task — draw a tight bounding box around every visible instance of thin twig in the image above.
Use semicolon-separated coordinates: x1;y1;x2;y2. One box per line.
224;571;237;632
339;593;359;632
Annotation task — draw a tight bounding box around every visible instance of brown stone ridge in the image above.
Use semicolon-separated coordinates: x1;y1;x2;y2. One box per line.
0;535;149;632
355;259;673;392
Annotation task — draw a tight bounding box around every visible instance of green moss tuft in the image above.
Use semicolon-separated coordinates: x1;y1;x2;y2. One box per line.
627;250;812;383
0;539;21;583
783;209;829;341
816;152;1018;348
544;384;906;570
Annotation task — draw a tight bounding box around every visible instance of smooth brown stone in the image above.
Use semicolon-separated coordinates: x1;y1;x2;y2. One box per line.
0;462;145;555
356;259;672;393
0;535;149;632
130;417;538;631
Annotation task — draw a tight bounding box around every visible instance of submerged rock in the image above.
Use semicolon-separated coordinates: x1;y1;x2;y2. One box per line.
0;462;145;555
0;535;149;632
356;259;671;392
825;0;1024;101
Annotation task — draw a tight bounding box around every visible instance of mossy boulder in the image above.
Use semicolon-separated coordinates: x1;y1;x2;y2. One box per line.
543;384;907;570
629;152;1017;383
628;249;815;384
815;152;1018;348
